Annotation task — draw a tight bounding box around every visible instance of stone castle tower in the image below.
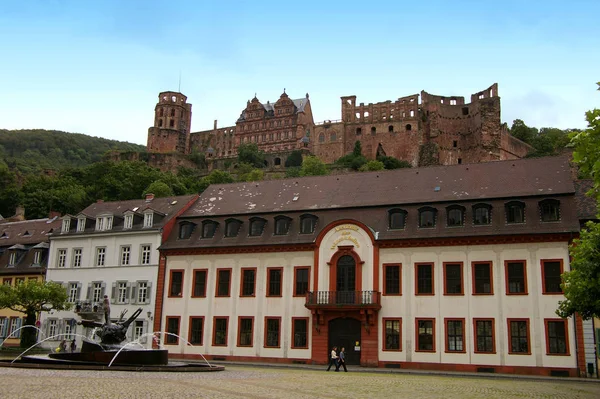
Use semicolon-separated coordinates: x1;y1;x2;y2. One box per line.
147;91;193;153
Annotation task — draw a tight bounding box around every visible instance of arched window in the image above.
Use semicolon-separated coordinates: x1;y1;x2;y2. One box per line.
539;199;560;222
446;205;465;227
300;214;318;234
505;201;525;224
405;124;412;131
274;157;281;166
388;209;407;230
201;220;218;238
472;204;492;225
249;218;266;236
274;216;291;235
418;207;437;228
178;222;196;239
225;219;242;237
319;133;325;143
388;125;394;133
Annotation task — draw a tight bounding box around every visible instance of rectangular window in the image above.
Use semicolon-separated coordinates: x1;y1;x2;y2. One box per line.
294;266;310;296
237;317;254;347
240;268;256;297
32;251;41;265
383;318;402;351
3;278;11;286
445;319;465;352
124;214;133;229
165;317;180;344
92;282;103;303
68;282;79;303
120;246;131;266
96;217;104;231
508;319;530;354
472;262;493;294
383;264;401;295
137;281;148;303
265;317;281;348
189;317;204;345
72;248;82;267
117;281;128;304
48;319;58;337
143;213;153;228
57;249;67;268
415;263;434;295
545;319;569;355
141;245;151;265
192;269;207;297
505;260;528;294
292;318;309;349
443;263;463;295
541;259;563;294
95;247;106;266
133;320;144;342
106;216;113;230
77;218;85;232
267;268;282;297
169;270;183;297
416;319;435;352
62;218;70;233
8;317;21;338
474;319;495;353
216;269;231;297
8;252;16;266
15;278;24;285
213;317;228;346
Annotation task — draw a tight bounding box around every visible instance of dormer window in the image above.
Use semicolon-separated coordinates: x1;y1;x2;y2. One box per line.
300;214;318;234
33;251;41;265
505;201;525;224
8;252;16;266
202;220;218;238
418;207;437;228
96;218;104;231
95;216;114;231
225;219;242;237
539;199;560;222
473;204;492;225
388;209;407;230
446;205;465;227
77;218;86;232
124;214;133;229
249;218;266;237
178;222;196;239
274;216;291;235
143;212;154;228
62;219;71;233
106;216;113;230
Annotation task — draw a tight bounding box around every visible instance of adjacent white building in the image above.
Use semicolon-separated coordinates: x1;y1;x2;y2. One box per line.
41;194;197;347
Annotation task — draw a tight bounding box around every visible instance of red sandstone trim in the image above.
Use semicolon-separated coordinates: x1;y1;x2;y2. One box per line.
540;259;564;295
543;318;570;356
190;269;208;298
167;269;184;298
471;261;494;295
444;318;466;353
264;317;282;348
473;318;496;354
507;318;531;355
188;316;204;346
212;316;229;347
575;314;586;376
378;233;573;249
239;267;257;298
382;318;402;352
504;260;528;295
215;268;232;297
443;262;464;296
237;316;255;348
415;318;436;353
266;267;283;297
164;316;180;345
414;263;435;296
293;266;310;297
291;317;309;349
327;246;364;292
382;263;402;296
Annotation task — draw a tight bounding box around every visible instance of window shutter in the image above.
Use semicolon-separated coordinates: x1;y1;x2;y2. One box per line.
130;282;137;305
145;282;152;304
76;282;82;300
41;319;48;338
141;320;148;344
15;318;23;338
126;282;132;304
100;282;106;299
86;283;92;301
111;282;117;302
596;329;600;356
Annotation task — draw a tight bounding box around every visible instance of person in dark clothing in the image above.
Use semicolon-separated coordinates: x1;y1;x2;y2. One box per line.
326;346;339;371
338;347;348;372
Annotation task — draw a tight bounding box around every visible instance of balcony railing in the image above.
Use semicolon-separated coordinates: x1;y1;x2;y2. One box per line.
305;291;381;309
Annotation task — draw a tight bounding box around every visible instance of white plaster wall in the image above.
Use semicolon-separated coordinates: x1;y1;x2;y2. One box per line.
162;251;313;359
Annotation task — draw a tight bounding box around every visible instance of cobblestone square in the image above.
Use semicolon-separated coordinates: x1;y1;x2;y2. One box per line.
1;365;599;399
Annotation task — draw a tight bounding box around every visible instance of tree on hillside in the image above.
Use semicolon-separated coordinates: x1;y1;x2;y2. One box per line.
0;280;71;348
284;150;303;167
237;143;265;168
143;181;174;198
236;163;265;182
335;141;367;170
509;120;573;158
556;81;600;319
300;156;328;176
0;161;21;217
197;169;235;192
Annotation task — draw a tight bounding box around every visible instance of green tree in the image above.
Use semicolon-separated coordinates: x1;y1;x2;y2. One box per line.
556;82;600;319
197;169;235;192
0;162;21;217
284;150;303;167
237;143;265;168
359;160;385;172
352;141;363;157
236;163;264;182
510;119;538;144
377;155;412;170
143;181;174;197
300;156;328;176
285;167;301;178
0;280;71;348
335;141;367;170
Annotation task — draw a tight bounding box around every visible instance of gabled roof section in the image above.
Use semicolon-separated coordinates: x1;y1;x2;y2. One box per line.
183;155;576;217
0;217;62;247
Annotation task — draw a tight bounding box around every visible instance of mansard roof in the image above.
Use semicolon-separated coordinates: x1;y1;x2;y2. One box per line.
0;217;61;247
79;195;197;221
183;155;575;218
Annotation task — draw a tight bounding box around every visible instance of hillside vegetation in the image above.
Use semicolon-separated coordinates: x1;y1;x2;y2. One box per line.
0;129;146;174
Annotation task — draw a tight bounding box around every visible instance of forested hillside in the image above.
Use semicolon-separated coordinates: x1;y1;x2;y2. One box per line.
0;129;146;174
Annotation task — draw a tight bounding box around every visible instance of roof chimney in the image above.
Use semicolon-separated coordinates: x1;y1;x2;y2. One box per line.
214;120;218;130
9;206;25;222
48;211;61;219
145;193;155;202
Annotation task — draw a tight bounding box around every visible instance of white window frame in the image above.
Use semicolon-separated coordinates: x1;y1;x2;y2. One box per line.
48;319;58;338
120;246;131;266
8;252;16;266
133;320;144;342
141;245;151;265
33;251;41;265
124;214;133;229
106;216;113;230
96;247;106;266
137;281;148;303
117;281;128;304
77;217;86;232
61;219;70;233
72;248;82;267
143;212;154;228
96;217;104;231
68;282;79;303
92;282;103;302
64;320;75;340
57;249;67;268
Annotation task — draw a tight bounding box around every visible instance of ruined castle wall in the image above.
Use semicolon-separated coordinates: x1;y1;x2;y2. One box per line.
313;122;345;164
147;128;187;154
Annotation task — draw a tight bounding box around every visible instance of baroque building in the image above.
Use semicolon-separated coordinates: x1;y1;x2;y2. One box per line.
146;83;531;169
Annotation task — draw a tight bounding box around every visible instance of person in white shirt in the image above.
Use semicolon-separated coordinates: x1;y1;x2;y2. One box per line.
326;346;339;371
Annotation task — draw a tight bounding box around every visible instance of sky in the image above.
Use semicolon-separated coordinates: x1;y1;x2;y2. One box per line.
1;0;599;145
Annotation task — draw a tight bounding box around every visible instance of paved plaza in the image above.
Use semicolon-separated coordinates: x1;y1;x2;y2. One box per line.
0;365;599;399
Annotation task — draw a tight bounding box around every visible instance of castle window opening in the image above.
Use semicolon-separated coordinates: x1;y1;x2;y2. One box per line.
319;133;325;143
490;89;493;97
450;99;457;105
440;99;444;104
403;112;406;118
171;96;176;102
356;112;360;119
479;94;484;99
458;158;462;164
371;127;377;135
364;111;369;118
330;133;336;141
388;125;394;133
169;119;174;128
347;99;352;105
158;119;163;127
356;127;362;135
159;109;164;117
277;121;282;127
274;157;281;166
462;107;469;115
405;124;412;131
410;110;414;117
410;98;414;102
270;122;274;128
453;140;458;148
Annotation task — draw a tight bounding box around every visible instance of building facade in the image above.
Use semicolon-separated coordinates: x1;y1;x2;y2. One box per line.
155;155;588;376
146;83;531;169
0;212;61;346
41;194;197;347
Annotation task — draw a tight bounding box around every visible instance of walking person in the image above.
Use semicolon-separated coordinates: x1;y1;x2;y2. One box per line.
338;347;348;372
70;339;76;353
326;346;339;371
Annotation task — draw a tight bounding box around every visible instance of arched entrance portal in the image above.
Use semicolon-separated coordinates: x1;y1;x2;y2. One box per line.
336;255;356;304
328;318;361;365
